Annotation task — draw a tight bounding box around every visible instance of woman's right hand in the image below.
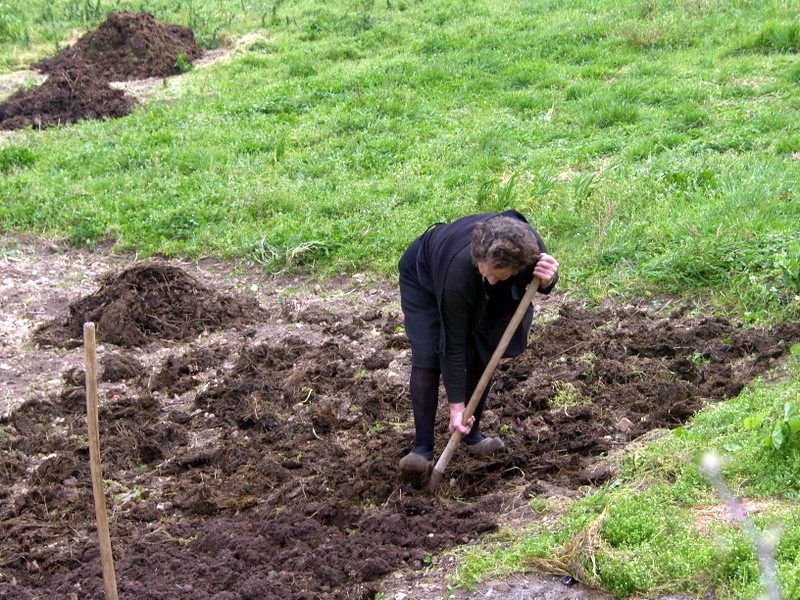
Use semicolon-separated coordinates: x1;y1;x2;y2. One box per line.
534;253;559;288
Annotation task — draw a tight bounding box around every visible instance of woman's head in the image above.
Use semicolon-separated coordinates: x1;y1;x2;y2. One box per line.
471;216;540;277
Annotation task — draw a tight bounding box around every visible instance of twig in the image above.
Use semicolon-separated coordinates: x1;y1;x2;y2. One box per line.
701;452;782;600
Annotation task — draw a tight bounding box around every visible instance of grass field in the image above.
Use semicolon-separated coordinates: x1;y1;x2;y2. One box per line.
3;1;800;598
2;0;799;321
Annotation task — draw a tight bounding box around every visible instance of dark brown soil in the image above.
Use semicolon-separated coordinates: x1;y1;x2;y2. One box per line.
33;12;203;83
0;12;203;130
0;65;136;131
2;247;799;600
31;261;265;349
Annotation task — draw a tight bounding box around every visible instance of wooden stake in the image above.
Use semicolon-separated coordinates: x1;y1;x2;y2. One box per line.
84;322;119;600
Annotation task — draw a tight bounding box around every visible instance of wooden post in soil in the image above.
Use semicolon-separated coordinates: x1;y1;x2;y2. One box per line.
84;322;119;600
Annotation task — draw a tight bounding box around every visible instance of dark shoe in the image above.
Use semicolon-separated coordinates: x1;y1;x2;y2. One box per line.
464;436;505;456
399;451;433;475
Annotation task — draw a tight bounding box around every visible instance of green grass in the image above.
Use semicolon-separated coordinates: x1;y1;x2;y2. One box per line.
3;1;800;597
1;0;799;324
455;346;800;599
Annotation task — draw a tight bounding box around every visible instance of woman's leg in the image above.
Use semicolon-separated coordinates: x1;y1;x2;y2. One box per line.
462;360;505;454
409;366;440;460
399;238;441;467
463;361;491;444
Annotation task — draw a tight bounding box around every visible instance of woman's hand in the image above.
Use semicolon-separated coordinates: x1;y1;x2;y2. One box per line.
448;402;474;435
534;253;559;288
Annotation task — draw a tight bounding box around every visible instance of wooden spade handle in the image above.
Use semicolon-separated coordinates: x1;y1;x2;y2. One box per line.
429;277;541;492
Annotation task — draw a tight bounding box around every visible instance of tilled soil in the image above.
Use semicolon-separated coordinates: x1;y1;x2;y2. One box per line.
1;236;798;599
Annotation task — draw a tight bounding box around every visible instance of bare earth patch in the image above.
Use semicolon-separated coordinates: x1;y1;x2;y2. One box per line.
1;235;799;600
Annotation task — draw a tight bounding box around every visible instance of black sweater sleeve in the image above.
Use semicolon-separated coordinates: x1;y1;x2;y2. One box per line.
439;285;474;404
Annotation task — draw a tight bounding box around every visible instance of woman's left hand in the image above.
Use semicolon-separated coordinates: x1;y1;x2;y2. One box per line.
448;402;474;435
534;253;559;288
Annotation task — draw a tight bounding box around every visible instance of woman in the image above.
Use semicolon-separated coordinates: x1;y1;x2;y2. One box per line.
398;209;559;475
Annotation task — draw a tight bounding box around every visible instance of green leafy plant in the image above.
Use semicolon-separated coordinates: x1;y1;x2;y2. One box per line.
368;422;385;435
765;402;800;451
690;351;709;366
551;381;589;409
0;1;25;42
743;21;800;54
0;146;37;173
250;238;329;273
174;52;194;73
777;245;800;297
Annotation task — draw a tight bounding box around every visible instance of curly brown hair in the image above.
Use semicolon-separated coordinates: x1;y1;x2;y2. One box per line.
470;216;540;273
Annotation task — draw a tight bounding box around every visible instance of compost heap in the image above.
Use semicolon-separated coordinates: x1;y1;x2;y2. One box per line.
31;261;265;348
0;11;203;130
3;258;800;599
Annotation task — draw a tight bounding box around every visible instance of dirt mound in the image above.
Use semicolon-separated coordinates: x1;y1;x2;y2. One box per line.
0;12;202;130
32;261;264;348
0;65;135;130
34;12;203;83
4;249;800;599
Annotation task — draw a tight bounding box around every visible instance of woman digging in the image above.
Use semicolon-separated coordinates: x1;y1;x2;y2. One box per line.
398;209;559;477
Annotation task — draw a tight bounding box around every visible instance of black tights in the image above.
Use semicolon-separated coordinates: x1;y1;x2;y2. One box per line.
409;363;490;459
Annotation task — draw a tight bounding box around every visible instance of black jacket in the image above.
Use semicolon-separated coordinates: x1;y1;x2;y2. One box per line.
414;209;557;403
